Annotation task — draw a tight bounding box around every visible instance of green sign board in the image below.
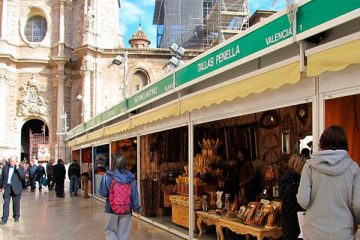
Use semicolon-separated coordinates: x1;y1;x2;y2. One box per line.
297;0;360;34
176;14;292;86
73;124;85;136
86;115;101;129
100;101;126;123
127;75;174;109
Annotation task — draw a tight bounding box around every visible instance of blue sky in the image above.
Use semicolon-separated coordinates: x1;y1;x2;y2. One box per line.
119;0;287;48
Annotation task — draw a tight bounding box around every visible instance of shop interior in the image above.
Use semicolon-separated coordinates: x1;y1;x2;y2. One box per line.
111;138;137;175
325;94;360;164
140;126;189;235
93;144;109;197
187;103;313;239
72;149;80;162
80;147;93;194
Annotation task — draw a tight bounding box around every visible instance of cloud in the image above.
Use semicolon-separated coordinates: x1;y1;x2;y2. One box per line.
248;0;286;13
139;0;155;7
120;0;146;24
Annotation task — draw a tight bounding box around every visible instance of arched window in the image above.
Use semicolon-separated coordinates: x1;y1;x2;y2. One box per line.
25;15;47;42
130;70;149;94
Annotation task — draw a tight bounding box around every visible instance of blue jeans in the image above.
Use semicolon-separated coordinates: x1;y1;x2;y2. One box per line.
69;175;79;196
30;177;36;191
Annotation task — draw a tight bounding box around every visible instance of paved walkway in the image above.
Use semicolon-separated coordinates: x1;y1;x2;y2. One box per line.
0;189;183;240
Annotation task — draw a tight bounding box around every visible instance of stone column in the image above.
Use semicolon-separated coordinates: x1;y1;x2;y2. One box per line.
1;0;8;39
0;74;7;147
57;0;66;56
83;69;91;121
56;62;66;161
59;0;65;42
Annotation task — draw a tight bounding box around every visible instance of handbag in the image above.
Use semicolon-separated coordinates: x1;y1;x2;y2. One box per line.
40;177;49;187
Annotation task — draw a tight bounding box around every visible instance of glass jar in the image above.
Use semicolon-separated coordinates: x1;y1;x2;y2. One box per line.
224;193;231;211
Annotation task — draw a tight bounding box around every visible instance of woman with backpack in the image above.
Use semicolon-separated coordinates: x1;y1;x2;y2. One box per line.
99;152;141;240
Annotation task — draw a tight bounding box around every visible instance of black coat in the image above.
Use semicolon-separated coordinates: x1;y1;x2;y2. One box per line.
279;171;304;240
53;163;66;182
1;164;25;195
35;165;46;181
68;162;80;178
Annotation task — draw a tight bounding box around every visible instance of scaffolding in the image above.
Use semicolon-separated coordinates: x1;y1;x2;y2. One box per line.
153;0;249;50
153;0;204;49
204;0;249;48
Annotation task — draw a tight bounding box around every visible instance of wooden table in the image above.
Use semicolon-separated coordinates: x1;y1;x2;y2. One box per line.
218;218;282;240
196;211;223;239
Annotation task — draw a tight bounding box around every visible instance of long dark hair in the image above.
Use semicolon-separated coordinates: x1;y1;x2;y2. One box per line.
319;125;348;151
111;152;127;173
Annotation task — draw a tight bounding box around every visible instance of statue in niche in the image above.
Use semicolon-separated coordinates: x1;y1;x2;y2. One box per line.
86;6;95;31
17;80;48;117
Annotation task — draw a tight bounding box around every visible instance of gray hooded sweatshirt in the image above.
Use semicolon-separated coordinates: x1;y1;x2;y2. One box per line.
297;150;360;240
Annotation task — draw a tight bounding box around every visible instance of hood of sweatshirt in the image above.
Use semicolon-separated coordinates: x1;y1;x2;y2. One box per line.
106;169;135;184
307;150;352;176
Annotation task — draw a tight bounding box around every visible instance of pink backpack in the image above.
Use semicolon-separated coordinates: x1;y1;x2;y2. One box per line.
109;178;131;215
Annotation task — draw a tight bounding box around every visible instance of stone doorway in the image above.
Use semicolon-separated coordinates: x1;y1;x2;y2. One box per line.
21;119;49;163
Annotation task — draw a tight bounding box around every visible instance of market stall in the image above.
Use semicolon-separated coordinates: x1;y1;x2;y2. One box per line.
140;126;189;233
190;103;312;239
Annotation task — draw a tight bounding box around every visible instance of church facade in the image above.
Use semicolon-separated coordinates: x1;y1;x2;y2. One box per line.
0;0;199;162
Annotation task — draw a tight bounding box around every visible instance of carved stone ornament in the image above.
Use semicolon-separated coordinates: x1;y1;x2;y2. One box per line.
17;81;48;117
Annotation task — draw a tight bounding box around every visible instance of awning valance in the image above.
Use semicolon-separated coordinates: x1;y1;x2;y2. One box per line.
68;139;77;148
104;120;130;137
88;129;104;141
130;102;180;129
307;36;360;77
76;135;88;146
180;61;301;114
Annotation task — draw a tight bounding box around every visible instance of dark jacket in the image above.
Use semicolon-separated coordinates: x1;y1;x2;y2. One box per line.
35;165;46;181
279;170;304;240
99;169;141;214
28;165;37;178
68;162;80;178
53;163;66;182
1;164;25;195
46;163;54;177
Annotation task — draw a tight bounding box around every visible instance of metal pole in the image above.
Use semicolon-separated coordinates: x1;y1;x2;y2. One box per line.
123;51;129;99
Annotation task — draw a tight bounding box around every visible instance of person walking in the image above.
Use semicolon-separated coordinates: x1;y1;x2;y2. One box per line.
46;159;55;190
53;159;66;198
68;159;80;197
0;161;4;187
27;159;37;192
99;153;141;240
297;125;360;240
35;162;46;191
279;154;306;240
0;156;25;225
81;167;92;198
